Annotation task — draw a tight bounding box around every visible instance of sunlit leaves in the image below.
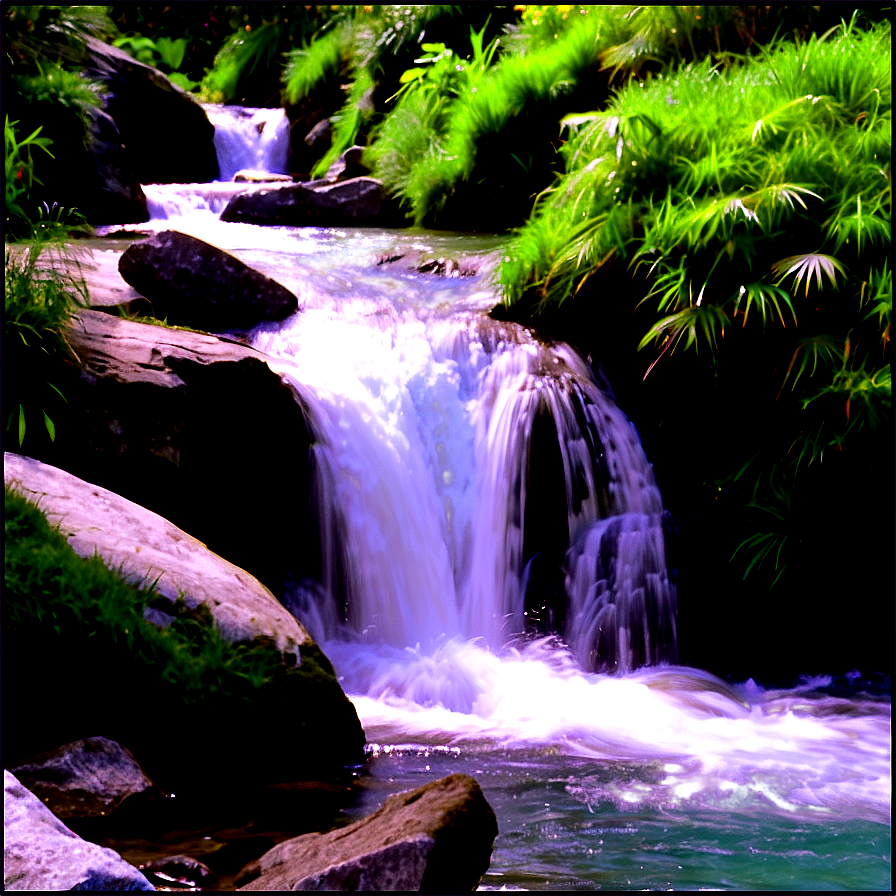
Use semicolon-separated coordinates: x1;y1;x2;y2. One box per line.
638;301;730;360
827;196;891;254
732;282;796;327
772;253;846;296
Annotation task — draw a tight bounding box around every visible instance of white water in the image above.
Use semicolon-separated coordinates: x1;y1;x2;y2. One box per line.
129;118;890;831
203;104;290;180
141;105;291;220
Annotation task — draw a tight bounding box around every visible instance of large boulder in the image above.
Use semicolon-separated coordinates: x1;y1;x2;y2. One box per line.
220;176;394;226
82;108;150;224
4;452;309;659
4;770;155;891
27;308;324;598
4;451;365;785
118;230;299;332
8;737;161;821
82;36;218;184
235;774;498;892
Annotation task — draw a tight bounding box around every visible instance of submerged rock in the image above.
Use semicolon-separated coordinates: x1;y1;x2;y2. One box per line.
139;855;218;889
235;773;498;892
8;737;161;820
220;176;392;226
3;770;155;891
118;230;298;332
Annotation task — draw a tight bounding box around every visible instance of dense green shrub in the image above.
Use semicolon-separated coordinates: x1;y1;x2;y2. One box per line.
3;5;109;235
3;230;88;447
500;15;891;587
282;5;504;178
3;487;363;787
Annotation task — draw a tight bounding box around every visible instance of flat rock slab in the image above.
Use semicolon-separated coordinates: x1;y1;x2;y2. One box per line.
236;773;498;892
4;770;155;891
9;737;161;820
118;230;298;332
4;452;308;660
220;176;387;226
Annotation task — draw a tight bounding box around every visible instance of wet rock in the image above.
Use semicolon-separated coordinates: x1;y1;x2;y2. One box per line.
375;249;495;278
3;770;155;891
139;855;218;889
220;176;394;227
4;452;309;661
118;230;298;332
324;146;370;183
25;307;321;598
235;773;498;892
232;170;294;183
8;737;161;820
82;36;218;184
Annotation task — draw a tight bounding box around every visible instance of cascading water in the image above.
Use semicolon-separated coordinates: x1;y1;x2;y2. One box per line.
142;104;291;220
203;104;290;180
252;288;677;673
97;110;889;890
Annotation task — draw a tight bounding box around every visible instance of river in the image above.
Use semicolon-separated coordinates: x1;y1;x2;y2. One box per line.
85;106;890;890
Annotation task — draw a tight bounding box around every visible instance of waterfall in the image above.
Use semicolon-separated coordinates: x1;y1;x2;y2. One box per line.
203;104;290;180
141;105;291;220
252;273;678;674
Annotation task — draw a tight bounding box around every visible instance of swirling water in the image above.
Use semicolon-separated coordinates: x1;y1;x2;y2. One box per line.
108;172;891;888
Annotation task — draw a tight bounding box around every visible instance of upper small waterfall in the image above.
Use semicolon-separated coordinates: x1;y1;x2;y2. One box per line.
204;105;290;180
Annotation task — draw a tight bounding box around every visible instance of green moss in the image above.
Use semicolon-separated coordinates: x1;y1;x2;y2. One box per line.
3;486;365;787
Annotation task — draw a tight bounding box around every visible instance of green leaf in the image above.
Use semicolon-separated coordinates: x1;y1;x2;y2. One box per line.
733;282;797;328
772;253;846;296
18;405;25;446
43;411;55;442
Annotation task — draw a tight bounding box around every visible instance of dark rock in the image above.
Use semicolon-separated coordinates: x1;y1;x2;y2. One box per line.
8;737;161;820
21;308;339;644
82;36;218;184
235;773;498;892
376;249;496;279
220;177;393;227
304;118;332;149
4;770;155;891
82;108;149;224
325;145;371;183
118;230;298;331
139;855;218;889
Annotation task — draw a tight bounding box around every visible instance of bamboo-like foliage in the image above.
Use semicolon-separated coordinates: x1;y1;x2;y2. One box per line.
501;15;891;585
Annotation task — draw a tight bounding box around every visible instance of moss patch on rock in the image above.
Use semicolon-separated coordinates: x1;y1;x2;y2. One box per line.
3;487;365;791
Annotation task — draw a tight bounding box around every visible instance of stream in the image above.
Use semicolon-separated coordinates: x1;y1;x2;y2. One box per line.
84;106;890;891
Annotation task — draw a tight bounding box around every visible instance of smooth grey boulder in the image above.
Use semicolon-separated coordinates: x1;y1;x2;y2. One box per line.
4;452;309;661
9;737;161;820
3;770;155;891
220;176;388;226
82;36;218;184
235;774;498;892
118;230;299;332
